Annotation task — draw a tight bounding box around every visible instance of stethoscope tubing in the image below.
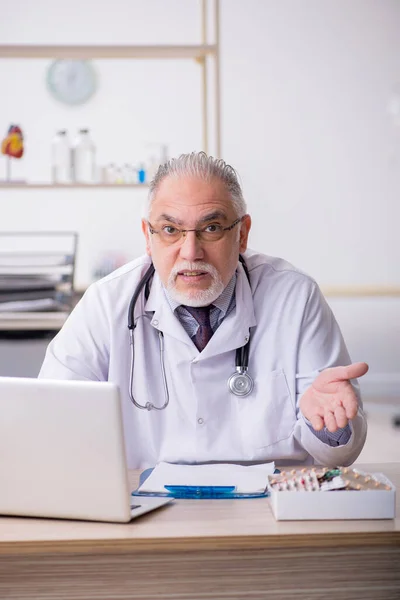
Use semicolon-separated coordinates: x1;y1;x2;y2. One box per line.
127;255;252;409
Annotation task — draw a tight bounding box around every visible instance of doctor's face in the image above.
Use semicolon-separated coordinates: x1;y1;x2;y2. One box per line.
142;175;251;307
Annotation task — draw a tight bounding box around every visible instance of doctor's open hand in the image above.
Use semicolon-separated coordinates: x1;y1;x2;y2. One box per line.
300;362;369;433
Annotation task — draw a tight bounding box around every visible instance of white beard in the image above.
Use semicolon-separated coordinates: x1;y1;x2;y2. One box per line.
166;261;224;307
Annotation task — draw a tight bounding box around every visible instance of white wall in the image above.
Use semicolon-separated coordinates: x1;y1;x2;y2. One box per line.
220;0;400;396
1;0;399;395
223;0;400;287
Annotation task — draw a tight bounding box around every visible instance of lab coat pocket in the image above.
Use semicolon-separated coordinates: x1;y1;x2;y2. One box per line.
237;368;296;451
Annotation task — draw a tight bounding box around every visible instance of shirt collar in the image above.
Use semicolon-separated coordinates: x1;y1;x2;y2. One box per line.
164;272;237;315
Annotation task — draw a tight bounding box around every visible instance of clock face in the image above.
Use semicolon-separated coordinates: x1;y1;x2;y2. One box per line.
47;60;97;106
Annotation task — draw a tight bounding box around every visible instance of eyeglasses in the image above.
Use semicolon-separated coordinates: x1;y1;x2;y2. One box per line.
147;217;242;245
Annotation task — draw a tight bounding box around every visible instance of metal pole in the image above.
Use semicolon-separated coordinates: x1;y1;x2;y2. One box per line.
214;0;221;157
201;0;209;154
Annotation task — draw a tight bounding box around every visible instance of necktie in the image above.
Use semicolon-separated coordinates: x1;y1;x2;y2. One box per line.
183;306;213;351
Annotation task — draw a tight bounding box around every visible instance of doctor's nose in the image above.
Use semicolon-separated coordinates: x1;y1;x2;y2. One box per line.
178;231;204;262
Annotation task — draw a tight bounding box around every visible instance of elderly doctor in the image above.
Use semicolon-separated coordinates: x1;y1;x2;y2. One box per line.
39;152;368;469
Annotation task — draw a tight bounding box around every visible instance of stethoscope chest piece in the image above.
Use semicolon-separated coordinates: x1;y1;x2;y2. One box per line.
228;368;254;397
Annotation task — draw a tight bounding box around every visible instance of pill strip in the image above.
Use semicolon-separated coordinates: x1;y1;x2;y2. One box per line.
268;467;392;492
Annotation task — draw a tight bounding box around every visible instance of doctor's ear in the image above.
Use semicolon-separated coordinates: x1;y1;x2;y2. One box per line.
141;220;152;256
239;214;251;253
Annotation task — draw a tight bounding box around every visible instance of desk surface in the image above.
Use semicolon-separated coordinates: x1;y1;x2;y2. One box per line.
0;463;399;556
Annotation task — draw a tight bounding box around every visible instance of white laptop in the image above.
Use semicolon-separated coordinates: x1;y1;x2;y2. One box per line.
0;377;172;522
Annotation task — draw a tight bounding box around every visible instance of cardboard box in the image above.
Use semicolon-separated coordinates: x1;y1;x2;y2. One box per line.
268;473;396;520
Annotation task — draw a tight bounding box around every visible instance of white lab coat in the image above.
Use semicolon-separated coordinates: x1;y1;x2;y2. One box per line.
39;250;367;469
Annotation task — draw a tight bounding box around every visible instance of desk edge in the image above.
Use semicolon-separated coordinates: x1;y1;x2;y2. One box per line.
0;531;399;556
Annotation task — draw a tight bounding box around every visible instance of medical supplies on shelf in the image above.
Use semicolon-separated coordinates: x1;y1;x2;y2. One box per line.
268;466;396;520
50;129;168;186
51;128;96;184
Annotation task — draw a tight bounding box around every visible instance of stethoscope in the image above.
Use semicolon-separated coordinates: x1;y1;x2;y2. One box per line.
127;255;254;411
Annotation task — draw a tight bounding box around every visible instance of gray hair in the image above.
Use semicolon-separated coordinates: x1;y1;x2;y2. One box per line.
144;151;247;218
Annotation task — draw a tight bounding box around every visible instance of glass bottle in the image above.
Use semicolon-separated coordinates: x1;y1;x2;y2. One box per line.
71;129;96;183
51;130;71;184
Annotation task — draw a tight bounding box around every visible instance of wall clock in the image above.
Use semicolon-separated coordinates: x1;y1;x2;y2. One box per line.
47;59;97;106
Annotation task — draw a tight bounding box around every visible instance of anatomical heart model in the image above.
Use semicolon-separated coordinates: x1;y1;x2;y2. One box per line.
1;124;24;182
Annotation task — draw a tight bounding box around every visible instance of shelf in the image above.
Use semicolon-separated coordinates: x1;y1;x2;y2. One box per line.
0;44;216;60
0;183;149;189
322;286;400;298
0;0;221;155
0;311;69;331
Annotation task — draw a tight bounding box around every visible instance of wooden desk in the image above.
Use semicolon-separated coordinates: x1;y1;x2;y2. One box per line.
0;463;399;600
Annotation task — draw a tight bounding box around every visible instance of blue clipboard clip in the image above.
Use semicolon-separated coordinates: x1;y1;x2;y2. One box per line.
164;485;268;499
131;487;268;499
165;485;235;498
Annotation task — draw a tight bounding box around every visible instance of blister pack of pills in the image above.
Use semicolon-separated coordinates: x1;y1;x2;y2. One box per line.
268;467;392;492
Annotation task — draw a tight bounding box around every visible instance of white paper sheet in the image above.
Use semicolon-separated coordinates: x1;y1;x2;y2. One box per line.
0;298;61;312
138;461;275;494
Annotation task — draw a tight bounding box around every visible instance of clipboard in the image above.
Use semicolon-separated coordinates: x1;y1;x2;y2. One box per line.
131;467;275;499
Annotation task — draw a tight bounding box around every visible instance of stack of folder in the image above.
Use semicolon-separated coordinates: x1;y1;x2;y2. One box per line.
0;232;78;327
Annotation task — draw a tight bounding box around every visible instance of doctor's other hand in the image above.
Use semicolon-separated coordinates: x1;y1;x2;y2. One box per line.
300;362;369;433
